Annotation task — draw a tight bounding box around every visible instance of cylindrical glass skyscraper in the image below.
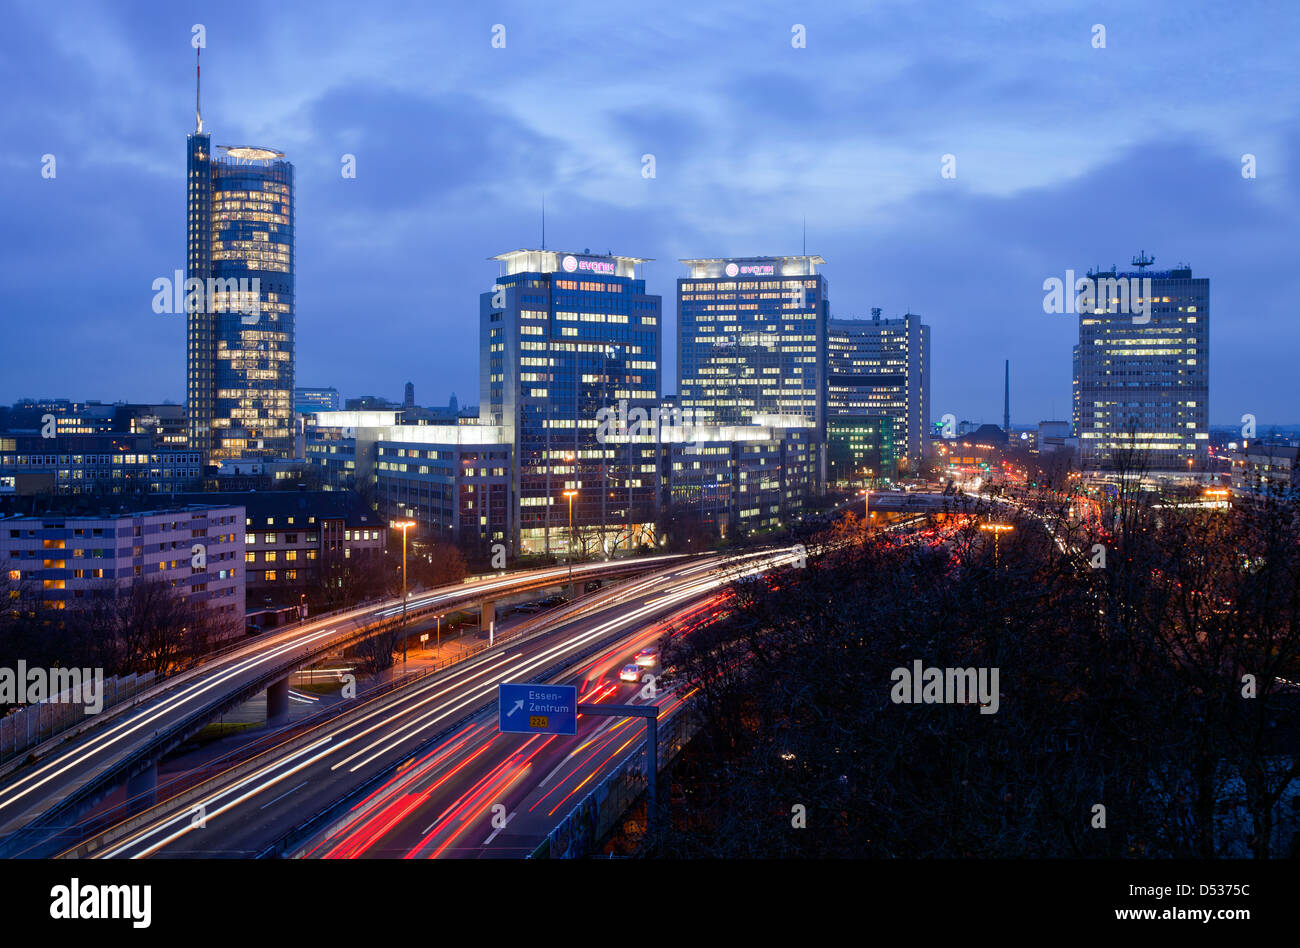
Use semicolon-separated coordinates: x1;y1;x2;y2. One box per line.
186;132;295;463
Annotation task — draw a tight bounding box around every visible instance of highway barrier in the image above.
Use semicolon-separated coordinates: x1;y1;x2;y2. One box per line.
533;699;697;859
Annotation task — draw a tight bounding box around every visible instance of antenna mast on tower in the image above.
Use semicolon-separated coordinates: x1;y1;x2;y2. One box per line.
195;46;203;133
1132;249;1155;270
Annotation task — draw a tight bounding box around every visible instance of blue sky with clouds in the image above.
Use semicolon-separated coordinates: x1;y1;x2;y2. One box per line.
2;0;1296;425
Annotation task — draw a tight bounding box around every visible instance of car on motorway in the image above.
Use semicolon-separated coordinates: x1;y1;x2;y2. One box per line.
583;579;604;593
634;646;659;667
619;663;641;682
538;594;570;608
510;602;542;614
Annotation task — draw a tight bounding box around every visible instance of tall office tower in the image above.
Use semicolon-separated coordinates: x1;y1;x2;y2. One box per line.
186;56;295;462
1073;259;1209;470
481;250;662;554
826;313;931;463
677;256;829;432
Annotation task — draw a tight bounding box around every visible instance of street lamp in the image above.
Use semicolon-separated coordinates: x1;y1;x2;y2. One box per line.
857;488;870;528
563;490;578;592
390;519;416;663
979;522;1013;567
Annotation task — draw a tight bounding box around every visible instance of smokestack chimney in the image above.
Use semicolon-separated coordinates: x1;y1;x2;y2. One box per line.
1003;360;1010;434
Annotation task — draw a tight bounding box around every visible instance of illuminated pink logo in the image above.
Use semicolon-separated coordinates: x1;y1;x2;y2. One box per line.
561;255;578;272
725;262;739;277
740;264;774;276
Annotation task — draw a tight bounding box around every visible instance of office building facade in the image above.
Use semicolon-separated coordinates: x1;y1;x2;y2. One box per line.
827;314;930;466
481;250;662;555
659;417;815;542
826;415;898;487
1;506;244;630
677;256;828;438
1232;442;1299;495
306;412;513;551
148;491;385;609
186;118;295;463
1073;264;1209;470
0;433;203;497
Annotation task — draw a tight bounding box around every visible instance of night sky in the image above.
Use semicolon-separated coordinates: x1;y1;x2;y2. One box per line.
1;0;1296;425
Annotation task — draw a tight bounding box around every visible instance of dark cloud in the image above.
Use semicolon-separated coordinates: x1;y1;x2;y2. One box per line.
1;0;1297;425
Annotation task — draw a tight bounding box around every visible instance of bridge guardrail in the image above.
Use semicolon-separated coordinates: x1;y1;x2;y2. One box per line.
0;558;679;785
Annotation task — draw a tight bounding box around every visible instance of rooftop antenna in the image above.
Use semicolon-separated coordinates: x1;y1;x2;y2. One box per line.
192;46;202;133
541;193;546;250
801;217;806;255
1132;249;1155;270
195;45;203;133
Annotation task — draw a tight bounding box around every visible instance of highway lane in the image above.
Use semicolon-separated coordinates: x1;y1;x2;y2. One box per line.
305;609;708;859
0;555;684;848
84;549;791;858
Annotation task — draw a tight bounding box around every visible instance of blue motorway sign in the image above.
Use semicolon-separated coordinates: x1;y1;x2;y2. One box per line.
498;682;578;735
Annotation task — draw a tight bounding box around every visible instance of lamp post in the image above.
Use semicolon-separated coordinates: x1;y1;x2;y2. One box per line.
563;489;578;593
979;522;1013;568
390;519;415;663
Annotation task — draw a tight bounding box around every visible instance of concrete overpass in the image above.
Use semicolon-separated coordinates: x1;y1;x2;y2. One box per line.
0;554;685;856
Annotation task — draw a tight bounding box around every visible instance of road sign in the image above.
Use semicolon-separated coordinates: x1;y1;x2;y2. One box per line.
498;682;578;735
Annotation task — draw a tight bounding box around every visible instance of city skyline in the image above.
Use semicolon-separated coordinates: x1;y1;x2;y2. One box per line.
2;2;1298;428
3;0;1300;898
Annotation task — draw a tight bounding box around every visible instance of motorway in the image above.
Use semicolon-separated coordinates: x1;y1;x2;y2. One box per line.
75;549;795;858
0;556;682;852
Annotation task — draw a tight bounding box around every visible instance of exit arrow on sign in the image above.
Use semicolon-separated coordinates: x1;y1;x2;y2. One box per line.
507;699;524;717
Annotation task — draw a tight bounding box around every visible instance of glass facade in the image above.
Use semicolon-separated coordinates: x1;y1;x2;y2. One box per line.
187;134;295;463
1073;267;1209;470
481;250;661;554
677;257;828;435
827;315;930;462
827;415;898;486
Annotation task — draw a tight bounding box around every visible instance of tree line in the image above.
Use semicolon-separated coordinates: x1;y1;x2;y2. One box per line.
646;483;1300;858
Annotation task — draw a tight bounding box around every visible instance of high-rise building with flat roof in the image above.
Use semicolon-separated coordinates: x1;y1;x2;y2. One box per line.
1073;261;1208;470
186;58;295;463
827;313;930;466
677;257;828;437
481;249;662;554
